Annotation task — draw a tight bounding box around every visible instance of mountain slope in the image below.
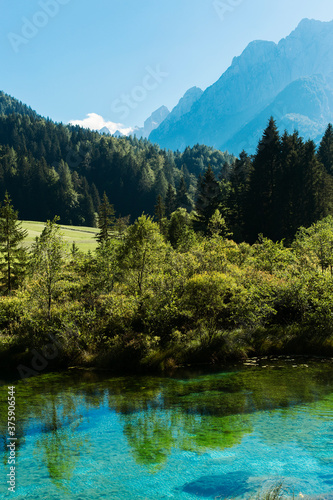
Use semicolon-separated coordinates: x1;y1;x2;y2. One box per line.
225;75;333;154
149;87;203;148
149;19;333;154
132;105;170;139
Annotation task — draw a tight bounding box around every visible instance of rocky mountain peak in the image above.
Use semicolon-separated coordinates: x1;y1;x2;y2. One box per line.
149;18;333;154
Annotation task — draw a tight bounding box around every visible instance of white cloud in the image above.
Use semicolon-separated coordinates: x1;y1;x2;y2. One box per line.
69;113;134;136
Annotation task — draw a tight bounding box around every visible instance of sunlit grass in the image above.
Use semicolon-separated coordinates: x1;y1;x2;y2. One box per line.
20;220;99;252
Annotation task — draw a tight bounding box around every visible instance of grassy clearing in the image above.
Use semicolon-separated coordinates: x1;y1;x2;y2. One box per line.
21;220;99;252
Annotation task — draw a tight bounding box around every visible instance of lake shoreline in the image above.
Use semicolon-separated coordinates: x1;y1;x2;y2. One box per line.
1;335;332;382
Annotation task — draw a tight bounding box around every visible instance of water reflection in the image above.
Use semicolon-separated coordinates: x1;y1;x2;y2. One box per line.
0;360;332;498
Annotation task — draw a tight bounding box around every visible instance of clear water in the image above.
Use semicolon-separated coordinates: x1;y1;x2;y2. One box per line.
0;359;333;499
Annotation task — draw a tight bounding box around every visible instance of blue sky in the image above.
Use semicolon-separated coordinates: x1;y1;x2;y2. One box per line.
2;0;333;132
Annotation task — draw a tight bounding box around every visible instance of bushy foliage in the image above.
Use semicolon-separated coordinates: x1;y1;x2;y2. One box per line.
3;103;333;373
1;210;333;373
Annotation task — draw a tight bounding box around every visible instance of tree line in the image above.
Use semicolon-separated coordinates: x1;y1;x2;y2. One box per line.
1;92;333;245
189;119;333;243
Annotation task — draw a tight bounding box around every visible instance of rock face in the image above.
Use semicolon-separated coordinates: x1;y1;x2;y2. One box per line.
149;19;333;154
132;105;170;139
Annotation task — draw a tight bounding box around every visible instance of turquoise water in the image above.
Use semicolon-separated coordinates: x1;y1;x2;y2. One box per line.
0;359;333;499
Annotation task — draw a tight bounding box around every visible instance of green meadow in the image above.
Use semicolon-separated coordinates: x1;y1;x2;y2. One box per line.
21;220;99;252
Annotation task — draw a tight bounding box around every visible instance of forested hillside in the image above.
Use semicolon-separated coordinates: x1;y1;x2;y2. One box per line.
0;91;38;119
0;92;233;225
1;92;333;245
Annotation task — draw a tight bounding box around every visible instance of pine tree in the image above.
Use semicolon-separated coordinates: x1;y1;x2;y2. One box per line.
302;139;331;227
208;209;232;239
245;117;281;242
0;192;28;293
79;178;96;227
227;151;251;241
96;192;115;245
154;195;165;232
57;160;78;224
168;208;194;250
279;131;305;241
91;183;101;211
176;176;192;212
195;165;221;233
165;183;176;216
318;123;333;175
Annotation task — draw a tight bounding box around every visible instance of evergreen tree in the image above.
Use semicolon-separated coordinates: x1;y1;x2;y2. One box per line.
154;170;168;200
208;209;232;239
96;192;115;245
302;139;332;227
57;160;78;224
195;165;221;233
90;183;101;211
0;192;28;293
277;131;305;241
165;183;176;216
176;176;192;212
154;195;165;232
114;215;130;239
245;117;281;242
79;178;96;227
318;123;333;175
227;151;251;241
70;241;80;259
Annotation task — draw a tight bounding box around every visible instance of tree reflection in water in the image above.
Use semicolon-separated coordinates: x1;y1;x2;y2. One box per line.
0;360;332;490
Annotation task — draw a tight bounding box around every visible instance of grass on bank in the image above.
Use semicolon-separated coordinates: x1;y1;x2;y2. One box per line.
21;220;99;252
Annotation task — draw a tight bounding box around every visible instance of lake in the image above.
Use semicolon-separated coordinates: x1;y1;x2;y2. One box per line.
0;357;333;499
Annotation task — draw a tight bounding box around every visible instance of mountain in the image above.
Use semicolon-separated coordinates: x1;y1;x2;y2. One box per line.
149;18;333;155
132;105;170;139
113;129;124;138
99;126;111;135
225;75;333;154
149;87;203;148
130;86;202;142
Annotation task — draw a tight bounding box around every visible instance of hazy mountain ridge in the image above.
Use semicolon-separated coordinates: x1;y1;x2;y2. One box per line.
225;75;333;153
131;105;170;139
151;87;203;138
130;87;203;142
149;18;333;154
